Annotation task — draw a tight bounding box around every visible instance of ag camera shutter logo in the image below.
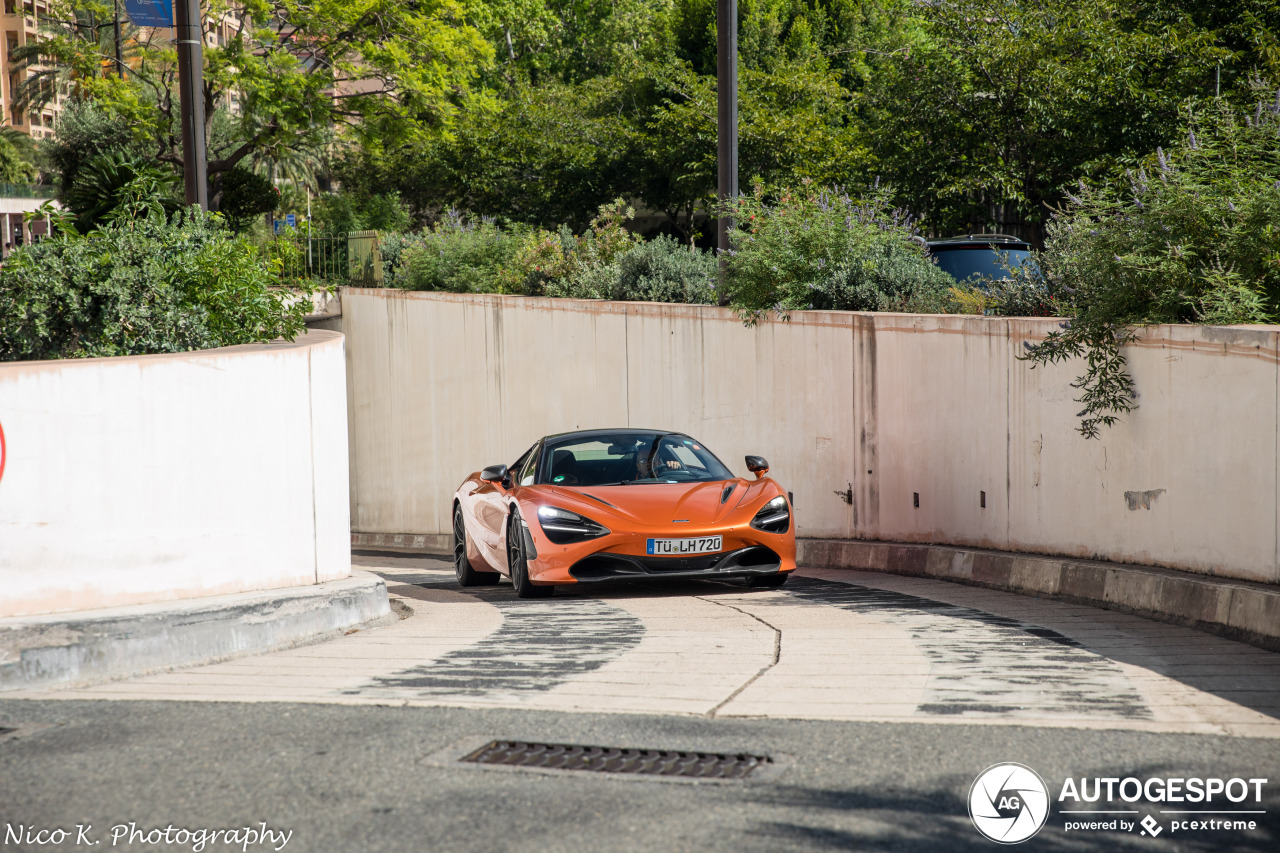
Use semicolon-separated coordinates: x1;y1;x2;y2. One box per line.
969;763;1051;844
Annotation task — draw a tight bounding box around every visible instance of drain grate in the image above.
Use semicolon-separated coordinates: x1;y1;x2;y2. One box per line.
461;740;773;780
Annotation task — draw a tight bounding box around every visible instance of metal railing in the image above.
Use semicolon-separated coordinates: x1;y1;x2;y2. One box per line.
0;182;54;200
256;229;388;286
260;231;349;285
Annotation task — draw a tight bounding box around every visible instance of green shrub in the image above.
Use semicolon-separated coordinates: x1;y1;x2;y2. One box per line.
398;211;526;293
611;236;716;304
378;231;427;286
0;208;306;361
217;166;279;233
1019;91;1280;437
541;200;642;298
311;191;412;235
722;183;957;321
64;151;180;231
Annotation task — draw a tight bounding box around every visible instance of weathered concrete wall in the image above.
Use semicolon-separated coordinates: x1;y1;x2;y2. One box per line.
341;289;1278;584
0;330;351;618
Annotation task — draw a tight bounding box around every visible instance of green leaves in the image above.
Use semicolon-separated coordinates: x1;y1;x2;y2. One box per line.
36;0;497;193
720;182;957;322
1018;92;1280;436
861;0;1237;241
64;152;180;232
0;210;305;361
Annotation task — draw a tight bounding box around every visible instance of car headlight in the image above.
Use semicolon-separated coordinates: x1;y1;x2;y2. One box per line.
750;495;790;534
536;505;610;544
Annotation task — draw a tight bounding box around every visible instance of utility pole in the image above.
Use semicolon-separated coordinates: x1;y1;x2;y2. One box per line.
112;0;123;77
716;0;737;305
175;0;208;209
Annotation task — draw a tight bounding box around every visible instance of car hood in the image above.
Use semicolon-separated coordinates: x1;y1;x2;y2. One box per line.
539;480;766;526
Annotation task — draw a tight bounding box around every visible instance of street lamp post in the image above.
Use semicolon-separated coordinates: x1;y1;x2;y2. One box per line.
112;0;123;77
175;0;208;209
716;0;738;303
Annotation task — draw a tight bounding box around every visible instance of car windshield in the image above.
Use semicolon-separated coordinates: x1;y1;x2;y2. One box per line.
539;432;735;487
931;246;1034;285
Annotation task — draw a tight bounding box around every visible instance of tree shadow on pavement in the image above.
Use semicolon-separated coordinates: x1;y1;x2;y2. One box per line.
741;782;1278;852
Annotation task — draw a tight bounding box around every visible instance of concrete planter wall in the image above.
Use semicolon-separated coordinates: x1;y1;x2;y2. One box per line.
340;288;1278;586
0;330;351;618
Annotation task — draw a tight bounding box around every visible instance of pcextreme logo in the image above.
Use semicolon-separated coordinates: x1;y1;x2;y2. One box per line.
969;763;1051;844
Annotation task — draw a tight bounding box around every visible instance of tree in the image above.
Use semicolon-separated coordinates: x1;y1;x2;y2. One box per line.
27;0;496;200
1015;90;1280;437
340;0;918;238
41;100;144;199
215;165;278;232
0;135;36;183
860;0;1239;244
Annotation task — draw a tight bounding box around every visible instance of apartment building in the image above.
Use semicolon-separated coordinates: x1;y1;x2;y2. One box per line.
0;0;58;139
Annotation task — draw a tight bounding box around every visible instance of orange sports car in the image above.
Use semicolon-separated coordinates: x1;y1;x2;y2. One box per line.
452;428;796;597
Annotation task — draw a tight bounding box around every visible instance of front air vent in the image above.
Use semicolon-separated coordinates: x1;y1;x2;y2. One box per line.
721;484;735;504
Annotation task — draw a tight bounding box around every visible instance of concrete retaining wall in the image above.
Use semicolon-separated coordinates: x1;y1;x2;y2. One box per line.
340;289;1278;585
800;539;1280;650
0;330;352;618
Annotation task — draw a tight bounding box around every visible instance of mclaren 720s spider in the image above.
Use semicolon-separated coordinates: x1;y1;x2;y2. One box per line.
452;428;797;598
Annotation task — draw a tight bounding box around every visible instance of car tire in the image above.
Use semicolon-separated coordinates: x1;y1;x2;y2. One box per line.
748;572;790;589
455;504;500;587
508;510;553;599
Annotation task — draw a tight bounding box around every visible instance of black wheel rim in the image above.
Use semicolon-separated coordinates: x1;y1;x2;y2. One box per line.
453;508;467;577
507;515;524;589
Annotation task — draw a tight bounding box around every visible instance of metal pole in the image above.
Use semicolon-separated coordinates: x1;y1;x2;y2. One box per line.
716;0;737;305
112;0;123;77
175;0;208;209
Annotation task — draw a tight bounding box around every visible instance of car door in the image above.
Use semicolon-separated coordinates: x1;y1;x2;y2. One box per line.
472;443;536;571
503;441;543;565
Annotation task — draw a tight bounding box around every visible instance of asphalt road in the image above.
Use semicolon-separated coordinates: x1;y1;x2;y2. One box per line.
4;555;1279;852
1;700;1277;853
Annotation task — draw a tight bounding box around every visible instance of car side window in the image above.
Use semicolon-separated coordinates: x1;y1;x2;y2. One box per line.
518;442;541;486
509;444;536;480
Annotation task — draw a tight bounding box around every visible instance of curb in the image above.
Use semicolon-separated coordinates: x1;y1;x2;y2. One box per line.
799;539;1280;652
352;531;451;555
0;571;392;692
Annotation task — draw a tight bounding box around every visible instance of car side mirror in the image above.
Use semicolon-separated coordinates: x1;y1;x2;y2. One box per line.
480;464;508;484
745;456;770;479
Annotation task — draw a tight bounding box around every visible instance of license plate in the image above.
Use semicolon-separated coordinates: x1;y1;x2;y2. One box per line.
646;536;722;555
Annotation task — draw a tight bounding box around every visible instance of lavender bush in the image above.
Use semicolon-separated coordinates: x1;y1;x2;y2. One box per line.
1018;89;1280;437
721;182;958;322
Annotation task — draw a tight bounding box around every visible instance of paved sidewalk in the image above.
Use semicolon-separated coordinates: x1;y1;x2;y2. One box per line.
16;554;1280;738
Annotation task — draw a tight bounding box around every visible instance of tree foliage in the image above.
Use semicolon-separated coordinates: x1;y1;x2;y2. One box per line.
721;181;959;320
0;209;306;361
29;0;496;198
861;0;1244;242
341;0;918;237
1017;90;1280;437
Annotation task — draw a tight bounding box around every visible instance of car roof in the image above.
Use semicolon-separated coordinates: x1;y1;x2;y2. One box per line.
543;427;686;442
926;233;1030;249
